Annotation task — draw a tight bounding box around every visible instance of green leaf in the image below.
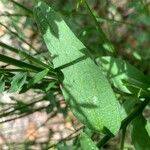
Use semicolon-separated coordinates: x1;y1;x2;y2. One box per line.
132;115;150;150
45;81;56;92
0;42;52;70
0;53;43;72
0;75;5;93
97;56;150;94
145;121;150;137
79;132;99;150
34;1;121;134
9;72;27;92
28;69;49;87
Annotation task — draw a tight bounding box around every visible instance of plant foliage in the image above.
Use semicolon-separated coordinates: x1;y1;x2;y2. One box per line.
0;0;150;149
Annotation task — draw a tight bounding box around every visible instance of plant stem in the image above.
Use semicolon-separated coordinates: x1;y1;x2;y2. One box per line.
71;11;142;28
0;13;30;17
121;98;150;129
120;126;127;150
0;68;32;73
97;134;112;148
10;0;33;15
84;0;115;53
0;23;37;52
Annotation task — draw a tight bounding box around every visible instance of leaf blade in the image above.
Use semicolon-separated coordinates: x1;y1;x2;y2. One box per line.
9;72;27;93
28;69;49;87
34;1;121;134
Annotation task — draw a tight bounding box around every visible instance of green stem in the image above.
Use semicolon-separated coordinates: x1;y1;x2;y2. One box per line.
0;13;30;17
0;23;37;52
71;11;142;28
120;126;127;150
84;0;115;53
97;134;112;148
121;98;150;129
10;0;33;15
0;68;32;73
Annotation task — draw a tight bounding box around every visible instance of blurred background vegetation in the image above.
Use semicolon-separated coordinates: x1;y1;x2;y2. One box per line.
0;0;150;149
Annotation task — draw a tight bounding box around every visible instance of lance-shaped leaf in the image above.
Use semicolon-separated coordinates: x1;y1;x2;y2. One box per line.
28;69;49;87
34;1;121;134
0;75;5;93
9;72;27;93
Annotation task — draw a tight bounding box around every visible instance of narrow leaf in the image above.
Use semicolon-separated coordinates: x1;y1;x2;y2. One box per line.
0;41;52;70
34;1;121;134
45;81;56;92
0;75;5;93
9;72;27;92
0;53;42;71
28;69;49;87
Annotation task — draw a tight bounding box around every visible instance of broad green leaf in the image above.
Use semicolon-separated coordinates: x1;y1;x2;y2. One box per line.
132;115;150;150
97;56;150;94
79;132;99;150
9;72;27;92
28;69;49;87
34;1;121;134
